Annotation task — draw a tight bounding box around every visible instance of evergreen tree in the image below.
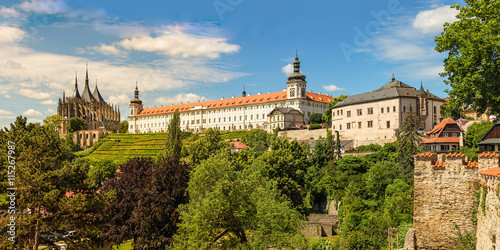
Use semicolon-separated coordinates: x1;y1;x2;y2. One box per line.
396;104;423;183
165;109;182;159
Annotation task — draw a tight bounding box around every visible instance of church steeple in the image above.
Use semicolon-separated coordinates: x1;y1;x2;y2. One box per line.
286;51;307;99
288;51;306;81
81;63;96;102
93;79;106;103
242;85;246;97
72;71;81;99
131;81;142;104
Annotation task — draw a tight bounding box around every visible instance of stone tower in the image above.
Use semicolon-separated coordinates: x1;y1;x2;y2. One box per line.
286;51;307;99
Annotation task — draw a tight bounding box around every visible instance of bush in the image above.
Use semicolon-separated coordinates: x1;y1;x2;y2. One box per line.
309;124;322;130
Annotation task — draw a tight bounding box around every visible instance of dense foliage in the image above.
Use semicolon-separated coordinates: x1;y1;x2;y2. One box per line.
67;117;87;133
309;113;324;124
465;121;494;148
435;0;500;116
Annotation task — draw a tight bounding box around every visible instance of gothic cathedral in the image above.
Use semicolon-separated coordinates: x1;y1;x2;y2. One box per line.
57;64;121;136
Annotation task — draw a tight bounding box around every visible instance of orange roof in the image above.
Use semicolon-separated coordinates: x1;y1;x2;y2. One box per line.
427;117;457;134
432;161;446;168
135;91;334;116
414;152;435;158
422;137;461;144
230;141;248;149
478;152;500;158
479;167;500;178
464;161;479;168
445;152;465;158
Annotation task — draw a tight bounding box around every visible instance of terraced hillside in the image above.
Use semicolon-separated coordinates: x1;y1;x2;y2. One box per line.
76;133;167;164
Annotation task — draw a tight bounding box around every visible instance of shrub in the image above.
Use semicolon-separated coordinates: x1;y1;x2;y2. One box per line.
309;124;322;130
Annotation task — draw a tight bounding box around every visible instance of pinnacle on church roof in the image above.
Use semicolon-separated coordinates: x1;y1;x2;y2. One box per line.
81;63;96;102
417;81;427;96
93;79;106;103
131;81;143;105
72;71;81;99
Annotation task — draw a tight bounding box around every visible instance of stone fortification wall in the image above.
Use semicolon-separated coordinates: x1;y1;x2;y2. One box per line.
413;152;479;250
278;128;327;141
476;152;500;249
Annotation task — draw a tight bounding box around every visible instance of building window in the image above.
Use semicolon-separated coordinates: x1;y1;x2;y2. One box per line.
357;109;362;116
444;133;448;137
340;124;342;130
251;115;253;120
393;106;396;112
196;119;200;124
434;106;437;114
441;145;450;151
347;111;351;117
337;110;339;116
229;117;231;122
358;122;361;129
290;88;295;97
191;120;195;125
387;107;390;113
403;106;406;112
347;123;351;129
452;133;457;137
368;121;373;128
341;110;343;115
381;108;384;113
367;107;373;114
224;117;226;122
387;121;390;128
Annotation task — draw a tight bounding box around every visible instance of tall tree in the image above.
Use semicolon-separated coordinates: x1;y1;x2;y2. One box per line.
435;1;500;116
100;156;190;248
120;121;128;134
323;94;348;124
67;117;87;133
440;97;463;120
396;105;423;183
465;120;494;148
188;128;225;165
165;109;182;159
173;153;305;249
309;113;324;124
43;114;62;131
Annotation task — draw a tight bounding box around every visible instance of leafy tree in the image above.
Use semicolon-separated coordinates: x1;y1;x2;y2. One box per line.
441;97;463;120
329;156;371;201
100;156;190;248
87;159;119;190
309;113;324;124
323;94;348;124
397;105;423;183
383;179;413;228
67;117;87;133
240;129;271;152
120;121;128;133
165;109;182;159
365;161;401;202
435;1;500;116
309;123;322;130
188;128;226;165
465;120;494;148
259;137;310;213
43;114;62;131
173;153;305;249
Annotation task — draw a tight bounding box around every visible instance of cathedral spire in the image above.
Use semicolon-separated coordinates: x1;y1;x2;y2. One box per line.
287;51;306;81
81;63;96;102
85;62;89;83
93;78;106;103
72;71;81;99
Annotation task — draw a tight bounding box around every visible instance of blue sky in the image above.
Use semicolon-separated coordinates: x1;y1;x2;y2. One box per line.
0;0;463;129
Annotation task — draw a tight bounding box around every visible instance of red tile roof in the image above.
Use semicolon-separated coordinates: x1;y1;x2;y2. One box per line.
479;167;500;178
230;141;248;149
422;117;462;144
478;152;500;158
445;152;465;158
413;152;435;158
432;161;446;168
135;91;334;116
464;161;479;168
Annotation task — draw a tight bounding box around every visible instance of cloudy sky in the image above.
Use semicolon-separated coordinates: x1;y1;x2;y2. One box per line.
0;0;463;128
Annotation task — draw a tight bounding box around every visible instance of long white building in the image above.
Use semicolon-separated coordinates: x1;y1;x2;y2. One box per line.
128;55;334;133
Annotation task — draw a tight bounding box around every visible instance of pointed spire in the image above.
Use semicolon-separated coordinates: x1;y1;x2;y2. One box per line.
93;78;106;103
417;81;427;96
81;63;96;102
242;85;246;97
392;73;395;81
85;62;89;82
131;81;142;105
288;51;306;81
63;90;65;101
72;71;81;99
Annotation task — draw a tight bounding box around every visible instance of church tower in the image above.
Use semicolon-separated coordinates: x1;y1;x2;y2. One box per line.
129;82;143;116
286;51;307;99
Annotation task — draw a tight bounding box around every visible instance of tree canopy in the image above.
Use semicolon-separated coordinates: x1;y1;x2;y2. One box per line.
165;109;182;159
67;117;87;133
435;1;500;116
309;113;324;124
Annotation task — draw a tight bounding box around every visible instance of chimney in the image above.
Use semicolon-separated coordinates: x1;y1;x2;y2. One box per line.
268;91;271;93
248;93;251;96
197;100;200;103
232;95;235;98
171;103;173;106
221;97;224;100
258;92;261;95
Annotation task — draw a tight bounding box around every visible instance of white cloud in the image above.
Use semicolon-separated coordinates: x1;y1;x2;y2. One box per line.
4;94;11;99
372;36;436;62
22;108;43;116
0;26;25;43
323;84;346;92
413;6;459;34
90;43;124;56
0;109;14;115
19;88;54;99
18;0;68;14
155;93;207;105
118;29;240;58
281;63;293;75
41;99;57;105
46;108;55;113
108;94;130;105
27;118;42;124
0;7;21;17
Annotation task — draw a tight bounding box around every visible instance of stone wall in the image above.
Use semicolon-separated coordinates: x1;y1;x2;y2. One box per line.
301;214;338;237
413;152;479;250
278;128;328;141
476;152;500;249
